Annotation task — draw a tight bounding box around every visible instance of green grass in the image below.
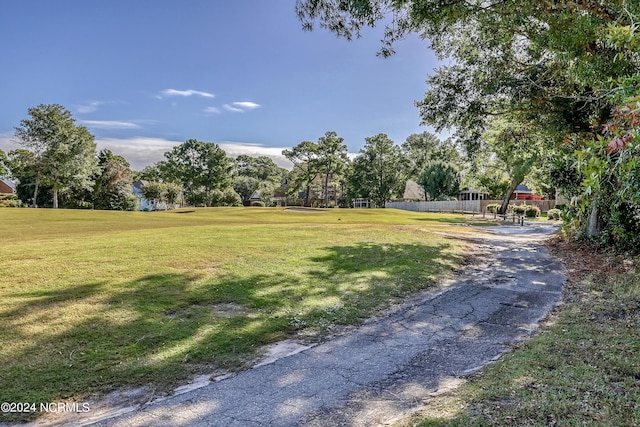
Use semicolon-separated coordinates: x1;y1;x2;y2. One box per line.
0;207;473;422
408;242;640;427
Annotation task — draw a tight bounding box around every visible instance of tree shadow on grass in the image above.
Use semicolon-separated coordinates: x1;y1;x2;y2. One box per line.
0;241;463;422
410;216;494;226
310;242;459;278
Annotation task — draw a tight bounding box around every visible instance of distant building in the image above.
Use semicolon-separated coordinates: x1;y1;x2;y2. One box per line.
458;187;488;201
248;190;265;206
402;180;425;201
511;184;542;201
0;177;16;194
353;198;370;208
132;180;169;211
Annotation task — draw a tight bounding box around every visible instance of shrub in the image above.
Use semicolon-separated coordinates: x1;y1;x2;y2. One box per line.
63;200;94;209
525;205;541;218
511;204;529;215
547;208;562;220
509;204;540;218
0;194;24;208
210;188;243;207
486;203;501;214
608;202;640;253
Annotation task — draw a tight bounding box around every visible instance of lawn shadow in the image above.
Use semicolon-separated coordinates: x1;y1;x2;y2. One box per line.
410;216;498;226
1;240;464;423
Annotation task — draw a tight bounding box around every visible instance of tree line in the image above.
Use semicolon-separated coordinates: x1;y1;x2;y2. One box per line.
2;104;552;212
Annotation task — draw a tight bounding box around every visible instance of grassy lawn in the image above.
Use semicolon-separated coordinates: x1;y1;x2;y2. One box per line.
0;207;473;422
408;240;640;427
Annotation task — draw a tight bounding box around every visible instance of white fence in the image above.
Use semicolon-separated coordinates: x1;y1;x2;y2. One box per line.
386;200;482;212
386;199;556;213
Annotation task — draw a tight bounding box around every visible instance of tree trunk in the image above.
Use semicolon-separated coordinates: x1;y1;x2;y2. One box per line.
586;202;602;238
304;184;310;207
52;187;59;209
324;163;331;208
324;170;330;208
31;175;40;208
499;180;521;214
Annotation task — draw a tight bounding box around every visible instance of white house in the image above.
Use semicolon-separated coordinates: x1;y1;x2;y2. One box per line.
132;180;170;211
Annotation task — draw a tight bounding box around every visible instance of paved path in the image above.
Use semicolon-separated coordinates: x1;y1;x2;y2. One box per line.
70;224;565;426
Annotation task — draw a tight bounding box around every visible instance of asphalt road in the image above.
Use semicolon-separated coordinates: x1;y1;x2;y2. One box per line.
40;223;566;427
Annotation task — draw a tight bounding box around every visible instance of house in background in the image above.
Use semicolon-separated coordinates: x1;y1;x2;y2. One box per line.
248;190;265;206
458;187;489;201
0;177;16;194
132;180;150;210
132;180;169;211
353;198;370;208
511;184;542;201
402;180;426;201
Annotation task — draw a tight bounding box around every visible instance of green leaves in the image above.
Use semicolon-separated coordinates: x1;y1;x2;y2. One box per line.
0;149;8;177
349;133;405;206
161;139;233;207
283;132;349;207
417;160;460;201
14;104;98;208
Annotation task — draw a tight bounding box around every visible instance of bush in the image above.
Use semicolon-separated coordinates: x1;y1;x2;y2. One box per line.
547;208;562;220
510;204;540;218
210;188;243;207
63;200;94;209
511;204;528;215
608;202;640;253
525;205;541;218
0;194;24;208
486;203;501;214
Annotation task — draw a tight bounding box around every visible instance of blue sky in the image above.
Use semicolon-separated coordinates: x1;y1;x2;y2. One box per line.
0;1;440;170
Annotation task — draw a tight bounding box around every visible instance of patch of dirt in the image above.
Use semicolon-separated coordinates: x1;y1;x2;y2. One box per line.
210;303;250;318
285;207;326;213
545;236;637;305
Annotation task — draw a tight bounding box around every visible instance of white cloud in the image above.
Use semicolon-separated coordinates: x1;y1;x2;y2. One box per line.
218;142;292;169
203;106;221;115
223;104;244;113
95;137;181;170
232;101;260;110
223;102;262;113
81;120;141;130
2;132;293;173
94;137;293;171
75;101;104;114
157;89;215;99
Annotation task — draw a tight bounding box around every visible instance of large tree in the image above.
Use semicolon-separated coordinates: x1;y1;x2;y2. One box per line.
316;131;349;207
14;104;97;208
232;155;288;205
92;149;136;211
283;140;320;206
401;132;461;180
296;0;640;245
160;139;233;207
484;117;547;213
5;149;49;206
418;161;461;201
348;133;405;207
